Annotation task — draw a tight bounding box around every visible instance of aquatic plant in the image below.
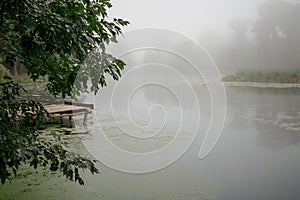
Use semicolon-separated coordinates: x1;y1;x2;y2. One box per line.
223;69;300;83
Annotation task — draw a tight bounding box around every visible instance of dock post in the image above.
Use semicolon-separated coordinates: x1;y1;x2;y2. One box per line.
83;113;88;127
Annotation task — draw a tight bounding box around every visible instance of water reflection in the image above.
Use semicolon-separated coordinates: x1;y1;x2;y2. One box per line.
227;86;300;150
2;85;300;200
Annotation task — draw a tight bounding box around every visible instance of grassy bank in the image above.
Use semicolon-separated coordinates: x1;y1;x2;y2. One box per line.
11;74;34;84
223;69;300;83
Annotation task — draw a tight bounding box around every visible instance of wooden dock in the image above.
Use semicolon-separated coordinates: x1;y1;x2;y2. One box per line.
44;102;93;126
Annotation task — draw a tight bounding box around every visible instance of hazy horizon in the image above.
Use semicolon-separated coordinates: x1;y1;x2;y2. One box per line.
110;0;267;39
110;0;300;74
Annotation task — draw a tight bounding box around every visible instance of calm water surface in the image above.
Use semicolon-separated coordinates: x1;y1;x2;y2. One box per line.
1;85;300;200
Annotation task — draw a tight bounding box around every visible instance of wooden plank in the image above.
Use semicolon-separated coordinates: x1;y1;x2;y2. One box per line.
45;105;92;114
44;105;92;127
50;111;92;117
64;101;94;109
11;104;92;127
44;104;92;127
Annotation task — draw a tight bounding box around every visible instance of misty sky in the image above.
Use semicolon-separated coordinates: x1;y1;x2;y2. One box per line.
110;0;267;39
109;0;300;73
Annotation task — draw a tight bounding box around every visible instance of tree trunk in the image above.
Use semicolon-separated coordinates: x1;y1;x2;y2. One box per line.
12;57;18;76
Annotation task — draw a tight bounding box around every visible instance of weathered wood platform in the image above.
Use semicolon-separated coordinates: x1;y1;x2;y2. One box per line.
44;103;93;126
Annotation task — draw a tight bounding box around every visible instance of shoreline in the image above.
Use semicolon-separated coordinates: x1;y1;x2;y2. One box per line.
223;81;300;88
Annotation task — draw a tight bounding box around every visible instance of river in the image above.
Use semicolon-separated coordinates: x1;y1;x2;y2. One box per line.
1;84;300;200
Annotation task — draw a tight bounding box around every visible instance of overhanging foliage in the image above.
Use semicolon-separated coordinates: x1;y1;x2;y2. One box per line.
0;0;129;185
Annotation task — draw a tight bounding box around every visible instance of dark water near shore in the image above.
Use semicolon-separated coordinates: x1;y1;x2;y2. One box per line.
1;84;300;200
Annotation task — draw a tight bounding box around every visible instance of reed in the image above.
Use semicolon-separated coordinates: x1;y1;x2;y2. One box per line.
223;69;300;83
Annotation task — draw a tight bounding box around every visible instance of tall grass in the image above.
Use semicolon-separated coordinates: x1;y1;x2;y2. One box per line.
11;74;35;84
223;69;300;83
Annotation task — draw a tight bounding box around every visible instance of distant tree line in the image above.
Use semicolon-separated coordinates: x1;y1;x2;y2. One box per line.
199;0;300;74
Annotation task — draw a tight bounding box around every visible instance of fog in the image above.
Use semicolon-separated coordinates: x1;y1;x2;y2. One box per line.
110;0;300;74
2;1;300;199
110;0;263;37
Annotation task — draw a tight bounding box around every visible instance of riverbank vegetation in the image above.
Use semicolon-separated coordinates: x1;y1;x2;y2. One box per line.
0;0;129;185
223;69;300;84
